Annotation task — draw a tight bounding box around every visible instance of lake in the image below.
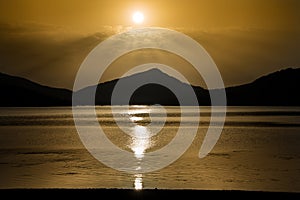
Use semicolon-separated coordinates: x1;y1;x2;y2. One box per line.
0;106;299;192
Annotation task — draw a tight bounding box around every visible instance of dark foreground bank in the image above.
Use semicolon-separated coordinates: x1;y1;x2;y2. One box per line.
1;189;299;199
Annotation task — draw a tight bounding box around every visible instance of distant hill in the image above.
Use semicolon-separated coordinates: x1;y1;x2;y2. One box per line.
0;73;72;106
73;68;209;106
1;67;299;106
225;68;300;106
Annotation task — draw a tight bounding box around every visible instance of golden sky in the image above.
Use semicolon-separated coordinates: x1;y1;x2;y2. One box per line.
1;0;299;31
0;0;299;89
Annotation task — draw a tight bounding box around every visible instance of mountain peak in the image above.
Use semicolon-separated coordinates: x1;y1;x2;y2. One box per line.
118;67;185;85
145;68;164;74
130;68;169;78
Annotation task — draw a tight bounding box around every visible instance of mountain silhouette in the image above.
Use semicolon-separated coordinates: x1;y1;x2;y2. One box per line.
0;72;71;106
1;67;299;106
225;68;300;106
73;68;209;106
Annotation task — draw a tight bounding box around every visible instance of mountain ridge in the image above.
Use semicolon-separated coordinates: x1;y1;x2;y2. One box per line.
0;72;72;106
0;67;299;106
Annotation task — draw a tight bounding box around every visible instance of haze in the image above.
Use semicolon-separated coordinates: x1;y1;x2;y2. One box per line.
0;0;299;89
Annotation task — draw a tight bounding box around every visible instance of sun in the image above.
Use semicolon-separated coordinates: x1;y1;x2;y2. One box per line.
132;11;144;24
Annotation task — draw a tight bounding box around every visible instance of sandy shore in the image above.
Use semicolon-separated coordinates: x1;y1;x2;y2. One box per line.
1;189;299;199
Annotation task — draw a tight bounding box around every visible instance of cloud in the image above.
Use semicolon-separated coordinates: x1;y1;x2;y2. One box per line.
0;23;113;89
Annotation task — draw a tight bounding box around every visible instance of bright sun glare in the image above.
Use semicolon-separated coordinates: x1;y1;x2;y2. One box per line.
132;11;144;24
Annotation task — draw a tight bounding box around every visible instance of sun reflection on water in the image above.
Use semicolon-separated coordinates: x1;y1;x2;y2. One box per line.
127;105;167;189
130;116;144;123
134;174;143;190
129;107;154;190
130;125;152;159
131;127;147;189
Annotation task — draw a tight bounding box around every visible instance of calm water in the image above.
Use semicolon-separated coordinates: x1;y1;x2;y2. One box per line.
0;106;299;192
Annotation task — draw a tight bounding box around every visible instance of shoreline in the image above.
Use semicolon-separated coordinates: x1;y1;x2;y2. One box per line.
1;189;299;199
